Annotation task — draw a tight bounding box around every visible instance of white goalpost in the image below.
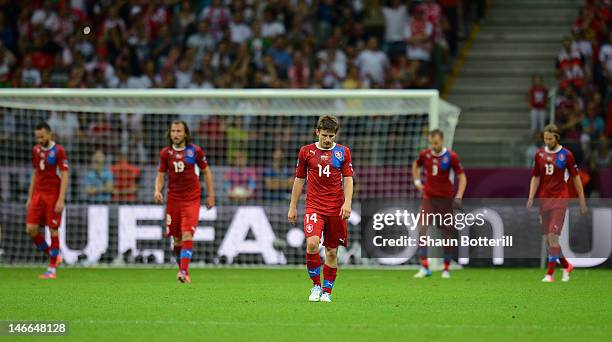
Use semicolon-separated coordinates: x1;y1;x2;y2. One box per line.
0;89;460;266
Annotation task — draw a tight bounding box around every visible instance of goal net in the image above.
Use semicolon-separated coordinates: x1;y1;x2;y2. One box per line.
0;89;460;266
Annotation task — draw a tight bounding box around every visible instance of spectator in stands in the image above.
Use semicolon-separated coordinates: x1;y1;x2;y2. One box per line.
594;135;612;168
263;148;293;201
356;36;390;87
261;8;286;38
404;7;434;66
0;108;15;152
288;50;310;88
316;38;347;89
342;65;363;89
47;111;82;145
111;152;141;203
267;35;292;80
83;150;114;203
599;31;612;82
187;20;216;62
377;0;409;59
527;74;548;135
230;12;252;45
224;150;256;203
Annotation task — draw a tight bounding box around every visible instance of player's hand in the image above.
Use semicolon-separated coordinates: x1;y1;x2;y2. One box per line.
54;199;65;213
288;207;298;225
206;195;215;209
526;198;533;210
453;197;462;209
580;201;588;215
341;203;351;220
154;192;163;204
415;183;424;193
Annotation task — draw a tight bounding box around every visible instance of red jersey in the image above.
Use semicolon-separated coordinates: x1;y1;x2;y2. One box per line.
529;85;548;109
296;142;354;216
32;142;69;194
416;148;464;198
111;161;141;202
532;146;578;200
158;144;208;202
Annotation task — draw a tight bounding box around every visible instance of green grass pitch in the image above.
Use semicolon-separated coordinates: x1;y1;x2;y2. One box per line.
1;267;611;341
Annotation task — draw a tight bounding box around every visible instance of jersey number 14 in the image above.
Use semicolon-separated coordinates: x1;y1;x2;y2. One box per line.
318;164;331;177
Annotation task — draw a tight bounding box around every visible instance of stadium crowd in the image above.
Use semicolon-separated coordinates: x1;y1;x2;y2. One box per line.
0;0;485;203
533;0;612;194
0;0;484;90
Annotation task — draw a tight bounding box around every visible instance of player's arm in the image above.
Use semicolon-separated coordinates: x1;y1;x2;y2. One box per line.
154;172;165;204
412;159;423;192
54;170;69;213
526;176;540;209
341;177;353;220
452;153;467;206
55;149;69;213
571;175;588;215
288;177;305;225
202;166;216;209
26;172;36;208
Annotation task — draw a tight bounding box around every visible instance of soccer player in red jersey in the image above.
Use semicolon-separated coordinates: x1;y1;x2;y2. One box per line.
412;129;466;279
527;124;588;282
154;121;215;284
288;115;354;302
25;122;69;279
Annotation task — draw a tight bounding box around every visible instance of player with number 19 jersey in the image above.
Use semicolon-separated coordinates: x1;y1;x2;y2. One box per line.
158;144;208;237
296;142;353;247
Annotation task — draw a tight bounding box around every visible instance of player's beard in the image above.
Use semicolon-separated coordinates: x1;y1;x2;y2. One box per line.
172;138;185;148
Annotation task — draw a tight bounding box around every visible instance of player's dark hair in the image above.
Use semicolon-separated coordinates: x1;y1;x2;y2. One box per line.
35;122;52;132
544;124;560;142
316;115;340;133
167;120;192;146
429;129;444;139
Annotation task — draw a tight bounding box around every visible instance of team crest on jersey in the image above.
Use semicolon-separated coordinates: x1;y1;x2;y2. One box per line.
335;151;343;159
559;154;565;161
321;155;329;161
442;156;448;163
176;154;182;159
546;157;552;162
187;149;194;157
306;224;314;233
49;151;55;158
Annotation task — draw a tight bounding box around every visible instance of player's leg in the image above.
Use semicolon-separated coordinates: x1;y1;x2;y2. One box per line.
441;224;455;279
415;201;432;278
320;247;338;302
46;197;63;274
172;236;182;267
304;212;324;301
320;216;347;302
541;209;561;283
177;200;199;283
178;231;193;283
549;208;573;282
25;194;49;256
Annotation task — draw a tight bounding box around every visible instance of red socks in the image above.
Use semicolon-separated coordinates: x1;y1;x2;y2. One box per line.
173;245;182;266
49;234;60;268
179;240;193;274
306;253;322;286
32;233;50;255
547;246;561;276
322;264;337;294
420;256;429;270
559;257;569;269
